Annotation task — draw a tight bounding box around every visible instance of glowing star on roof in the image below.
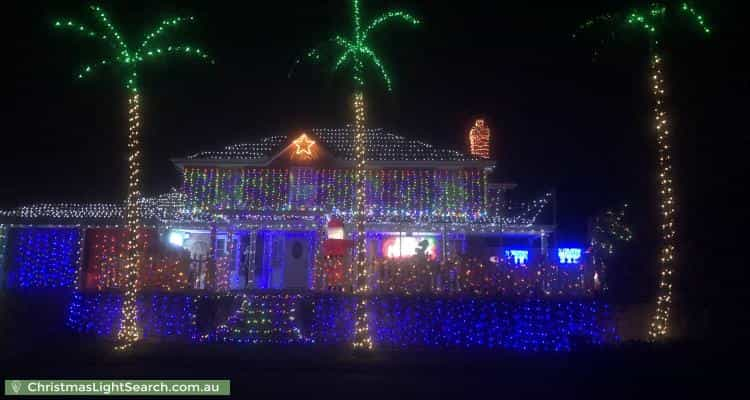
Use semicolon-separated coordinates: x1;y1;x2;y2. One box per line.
291;133;316;160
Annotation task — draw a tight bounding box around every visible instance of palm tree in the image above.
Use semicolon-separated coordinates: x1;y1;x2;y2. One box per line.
53;4;212;350
576;2;711;340
301;0;420;349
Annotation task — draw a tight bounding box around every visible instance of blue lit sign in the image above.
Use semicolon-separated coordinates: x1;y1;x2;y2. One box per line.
557;248;582;264
504;249;529;264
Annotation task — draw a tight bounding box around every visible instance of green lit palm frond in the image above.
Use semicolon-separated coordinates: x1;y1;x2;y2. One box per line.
295;0;421;92
139;16;196;53
53;4;214;89
576;2;711;44
679;2;712;34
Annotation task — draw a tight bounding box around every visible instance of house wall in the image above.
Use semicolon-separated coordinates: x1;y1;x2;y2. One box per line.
182;167;487;218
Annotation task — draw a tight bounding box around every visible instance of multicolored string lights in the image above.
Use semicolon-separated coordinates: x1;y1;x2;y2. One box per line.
300;0;421;350
200;294;309;344
182;167;487;218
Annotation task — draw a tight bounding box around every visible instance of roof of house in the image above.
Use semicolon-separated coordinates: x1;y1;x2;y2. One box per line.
184;128;485;163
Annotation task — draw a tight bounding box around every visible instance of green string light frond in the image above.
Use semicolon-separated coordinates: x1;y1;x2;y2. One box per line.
679;2;712;34
54;4;214;91
52;19;112;44
625;3;667;35
139;16;196;52
572;13;616;60
577;2;712;41
575;2;712;58
297;0;420;92
573;13;614;38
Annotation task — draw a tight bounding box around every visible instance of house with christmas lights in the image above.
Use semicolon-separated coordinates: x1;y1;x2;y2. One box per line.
0;123;616;351
0;123;592;294
169;125;563;291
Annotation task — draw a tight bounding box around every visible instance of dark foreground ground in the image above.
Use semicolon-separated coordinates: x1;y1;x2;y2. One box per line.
1;335;740;399
0;292;741;399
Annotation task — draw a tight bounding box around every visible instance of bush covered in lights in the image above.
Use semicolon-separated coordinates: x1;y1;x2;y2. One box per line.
66;292;615;351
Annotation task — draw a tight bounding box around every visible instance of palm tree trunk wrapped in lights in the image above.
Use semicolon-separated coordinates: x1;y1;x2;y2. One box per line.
118;89;144;348
648;51;676;339
52;5;213;350
576;2;711;340
352;91;372;349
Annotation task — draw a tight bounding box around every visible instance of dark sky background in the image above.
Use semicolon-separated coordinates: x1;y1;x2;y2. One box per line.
1;1;747;337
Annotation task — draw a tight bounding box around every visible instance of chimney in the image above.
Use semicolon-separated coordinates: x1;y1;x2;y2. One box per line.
469;118;491;159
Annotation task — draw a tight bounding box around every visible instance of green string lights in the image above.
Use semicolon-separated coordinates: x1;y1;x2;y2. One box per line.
54;7;213;92
53;4;212;351
305;0;420;92
300;0;420;351
576;2;712;341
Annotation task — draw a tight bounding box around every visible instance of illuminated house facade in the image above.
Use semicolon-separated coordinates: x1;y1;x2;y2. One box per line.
167;127;559;291
0;126;614;351
0;126;576;294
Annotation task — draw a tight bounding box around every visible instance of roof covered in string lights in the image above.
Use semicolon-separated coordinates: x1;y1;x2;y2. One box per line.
184;128;485;162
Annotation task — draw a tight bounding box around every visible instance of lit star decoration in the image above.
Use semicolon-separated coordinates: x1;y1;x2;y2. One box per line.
469;119;491;159
53;5;213;350
300;0;421;351
576;2;712;340
292;133;317;160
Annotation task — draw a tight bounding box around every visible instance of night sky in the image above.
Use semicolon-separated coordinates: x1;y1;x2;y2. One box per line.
2;1;746;335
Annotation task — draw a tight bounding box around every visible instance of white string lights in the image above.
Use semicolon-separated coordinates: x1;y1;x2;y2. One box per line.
352;93;373;350
648;53;675;340
187;128;480;162
0;191;187;221
116;92;143;350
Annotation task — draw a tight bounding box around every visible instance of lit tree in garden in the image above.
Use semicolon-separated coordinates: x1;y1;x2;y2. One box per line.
301;0;420;350
53;5;212;350
575;2;711;340
590;204;634;261
589;204;634;291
